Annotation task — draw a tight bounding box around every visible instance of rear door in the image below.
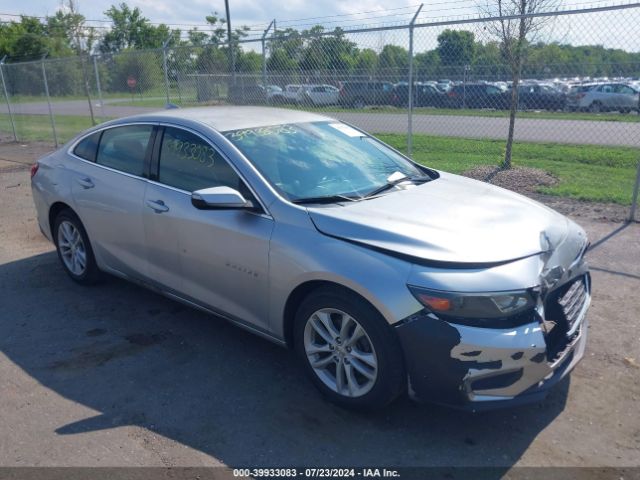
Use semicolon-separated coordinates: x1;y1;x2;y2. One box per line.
144;125;274;330
70;124;154;278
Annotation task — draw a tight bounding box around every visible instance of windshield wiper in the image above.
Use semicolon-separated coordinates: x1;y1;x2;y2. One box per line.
292;194;362;205
363;173;432;199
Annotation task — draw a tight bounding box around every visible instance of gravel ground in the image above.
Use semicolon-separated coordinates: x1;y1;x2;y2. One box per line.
0;142;639;476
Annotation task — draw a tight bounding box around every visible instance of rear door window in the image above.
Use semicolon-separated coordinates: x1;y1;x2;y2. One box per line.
96;125;154;176
73;131;102;162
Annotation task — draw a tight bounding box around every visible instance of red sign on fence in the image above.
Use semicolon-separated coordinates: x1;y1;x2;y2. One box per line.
127;76;137;89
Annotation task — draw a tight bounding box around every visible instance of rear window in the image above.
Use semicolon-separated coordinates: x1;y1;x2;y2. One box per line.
73;131;102;162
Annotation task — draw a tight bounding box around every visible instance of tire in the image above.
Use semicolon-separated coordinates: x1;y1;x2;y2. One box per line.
53;209;102;285
294;287;405;410
352;97;365;109
589;102;602;113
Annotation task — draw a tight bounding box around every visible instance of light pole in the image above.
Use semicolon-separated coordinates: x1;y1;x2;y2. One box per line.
224;0;235;83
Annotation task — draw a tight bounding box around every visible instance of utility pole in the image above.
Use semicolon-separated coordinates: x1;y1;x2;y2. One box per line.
262;20;275;89
224;0;235;83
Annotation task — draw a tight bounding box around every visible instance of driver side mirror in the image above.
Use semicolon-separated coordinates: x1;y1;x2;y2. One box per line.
191;186;255;210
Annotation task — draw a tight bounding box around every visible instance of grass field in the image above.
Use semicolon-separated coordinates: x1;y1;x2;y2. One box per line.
0;114;106;143
1;113;636;205
378;133;638;205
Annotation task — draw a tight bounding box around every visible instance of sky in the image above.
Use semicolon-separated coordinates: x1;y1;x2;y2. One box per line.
0;0;638;51
0;0;431;37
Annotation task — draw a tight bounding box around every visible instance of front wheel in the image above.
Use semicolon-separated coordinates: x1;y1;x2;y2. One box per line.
294;288;405;410
54;209;102;284
352;98;365;109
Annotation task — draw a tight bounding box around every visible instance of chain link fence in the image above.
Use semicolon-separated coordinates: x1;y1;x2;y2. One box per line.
1;4;639;220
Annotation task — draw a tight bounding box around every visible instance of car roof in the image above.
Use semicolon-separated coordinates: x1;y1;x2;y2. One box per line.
110;106;333;132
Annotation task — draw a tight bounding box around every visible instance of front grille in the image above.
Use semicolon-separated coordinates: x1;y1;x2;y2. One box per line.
557;277;588;332
543;274;588;361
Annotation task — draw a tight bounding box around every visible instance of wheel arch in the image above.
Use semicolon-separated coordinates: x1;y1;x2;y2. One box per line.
48;201;76;241
282;280;385;349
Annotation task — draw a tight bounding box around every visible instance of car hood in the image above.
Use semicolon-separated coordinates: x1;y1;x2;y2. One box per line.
307;172;569;266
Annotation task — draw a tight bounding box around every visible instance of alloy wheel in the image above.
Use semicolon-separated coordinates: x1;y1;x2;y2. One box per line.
303;308;378;397
57;220;87;276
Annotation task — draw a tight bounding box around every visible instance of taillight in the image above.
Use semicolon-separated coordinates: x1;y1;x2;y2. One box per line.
30;163;39;178
448;91;457;97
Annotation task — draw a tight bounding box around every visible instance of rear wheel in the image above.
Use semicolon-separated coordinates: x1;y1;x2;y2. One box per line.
352;97;365;109
294;287;405;410
589;102;602;113
54;209;102;285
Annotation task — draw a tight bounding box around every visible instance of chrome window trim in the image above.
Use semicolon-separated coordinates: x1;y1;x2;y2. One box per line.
67;121;159;161
66;120;272;218
68;154;150;183
67;121;158;181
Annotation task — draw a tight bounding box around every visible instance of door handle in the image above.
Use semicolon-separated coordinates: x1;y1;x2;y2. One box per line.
76;177;94;189
146;199;169;213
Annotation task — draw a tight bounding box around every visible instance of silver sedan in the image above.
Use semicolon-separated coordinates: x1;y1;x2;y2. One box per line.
31;107;590;410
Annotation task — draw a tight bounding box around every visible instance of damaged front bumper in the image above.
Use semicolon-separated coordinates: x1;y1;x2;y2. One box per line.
395;274;590;411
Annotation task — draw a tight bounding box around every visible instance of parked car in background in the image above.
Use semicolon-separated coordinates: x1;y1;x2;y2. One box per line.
516;83;566;111
339;81;397;108
444;83;509;109
31;106;591;411
265;85;283;102
566;83;598;111
576;83;639;113
271;84;305;104
394;83;445;108
227;85;268;105
436;80;452;92
299;84;340;106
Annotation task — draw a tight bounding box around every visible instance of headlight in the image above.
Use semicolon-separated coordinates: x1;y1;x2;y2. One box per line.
408;285;537;327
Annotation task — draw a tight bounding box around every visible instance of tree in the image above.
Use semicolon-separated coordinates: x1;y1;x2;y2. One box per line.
111;49;163;91
354;49;378;76
436;30;476;66
299;27;357;73
414;50;440;79
100;3;176;53
267;48;298;72
480;0;558;169
236;51;261;73
0;16;48;60
378;45;408;80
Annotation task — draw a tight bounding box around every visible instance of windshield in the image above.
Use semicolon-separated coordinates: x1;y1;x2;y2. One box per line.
223;121;425;202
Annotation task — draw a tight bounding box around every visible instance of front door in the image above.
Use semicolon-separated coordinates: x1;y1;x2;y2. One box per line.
144;126;274;331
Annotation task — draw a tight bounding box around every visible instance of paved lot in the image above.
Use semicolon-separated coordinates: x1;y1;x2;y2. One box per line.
0;147;639;473
2;100;640;146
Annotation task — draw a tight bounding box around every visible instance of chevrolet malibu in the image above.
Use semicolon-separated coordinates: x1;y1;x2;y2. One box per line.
31;107;590;410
